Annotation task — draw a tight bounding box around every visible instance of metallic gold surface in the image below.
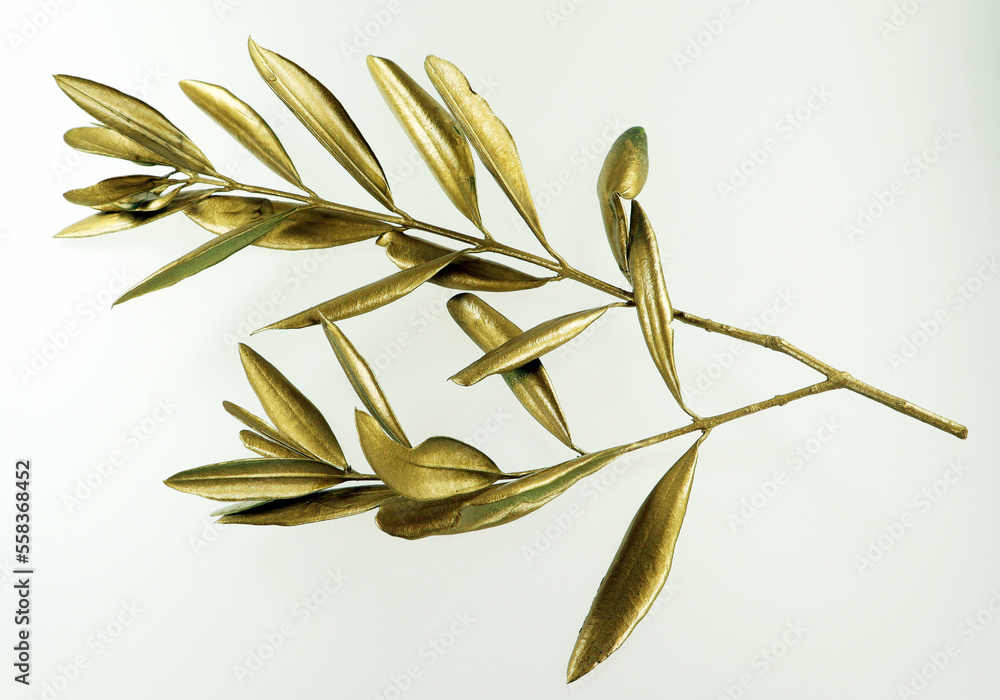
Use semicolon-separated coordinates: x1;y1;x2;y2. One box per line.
239;429;308;461
217;485;397;526
64;125;175;167
164;458;347;501
598;127;648;279
55;189;216;238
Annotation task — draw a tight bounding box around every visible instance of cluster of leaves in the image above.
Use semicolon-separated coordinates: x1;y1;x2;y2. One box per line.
53;39;965;683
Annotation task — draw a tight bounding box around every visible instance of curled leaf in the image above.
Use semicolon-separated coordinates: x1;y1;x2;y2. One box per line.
259;250;465;331
64;126;175;166
55;189;216;238
355;410;502;500
449;305;611;387
448;293;573;448
598;127;648;278
248;38;393;210
179;79;304;189
186;195;394;250
239;429;308;460
164;458;347;501
322;318;410;447
424;56;550;250
64;175;174;209
113;208;294;305
567;437;703;683
375;490;487;540
238;344;348;468
54;74;214;174
218;484;397;526
627;201;691;416
367;56;482;228
378;231;552;291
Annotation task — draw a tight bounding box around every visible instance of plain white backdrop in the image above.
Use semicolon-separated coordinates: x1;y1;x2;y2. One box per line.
2;0;997;698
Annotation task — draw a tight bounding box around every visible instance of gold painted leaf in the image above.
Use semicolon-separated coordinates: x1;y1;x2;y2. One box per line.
218;484;397;526
54;74;215;174
447;293;573;448
238;344;349;468
424;56;548;249
210;500;273;517
113;208;294;305
449;305;611;387
322;318;411;447
55;189;216;238
179;79;304;189
355;410;502;500
368;56;482;228
598;127;648;278
186;195;394;250
239;429;308;460
248;38;393;210
627;201;690;415
64;175;173;208
378;231;552;291
164;458;347;501
64;125;175;166
375;489;487;540
567;437;702;683
223;400;311;457
259;250;465;331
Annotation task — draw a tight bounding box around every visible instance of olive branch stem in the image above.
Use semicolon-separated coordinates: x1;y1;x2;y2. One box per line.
192;173;967;442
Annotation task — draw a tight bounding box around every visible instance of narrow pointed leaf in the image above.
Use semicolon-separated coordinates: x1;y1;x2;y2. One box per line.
64;126;174;166
356;410;502;500
64;175;173;208
113;208;294;305
54;74;214;174
238;344;348;468
55;189;216;238
239;429;308;460
248;38;393;209
210;500;273;517
322;318;411;447
218;484;397;526
448;293;573;447
186;195;393;250
375;490;487;540
164;458;347;501
260;250;464;331
179;79;304;189
378;231;551;291
598;127;648;278
425;56;548;248
368;56;482;227
449;305;611;387
567;438;702;683
627;201;690;414
223;401;312;458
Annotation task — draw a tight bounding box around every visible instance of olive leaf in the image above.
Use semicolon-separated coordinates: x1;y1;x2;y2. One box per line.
424;56;552;252
378;231;552;291
55;189;217;238
375;490;488;540
627;200;692;416
54;75;215;174
218;484;397;526
186;195;394;250
258;249;465;331
113;208;295;305
64;126;175;167
447;293;574;448
238;344;349;469
322;318;411;447
367;56;482;229
164;458;348;501
355;410;503;500
223;400;312;458
248;38;393;210
449;305;612;386
179;79;304;189
598;127;648;279
239;429;308;460
567;436;703;683
64;175;175;209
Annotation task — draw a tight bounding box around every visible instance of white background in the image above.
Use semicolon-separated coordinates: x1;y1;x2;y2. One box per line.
2;0;997;698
